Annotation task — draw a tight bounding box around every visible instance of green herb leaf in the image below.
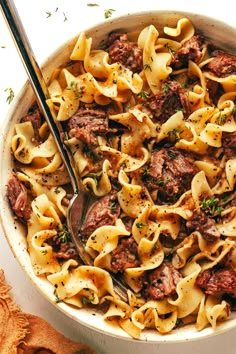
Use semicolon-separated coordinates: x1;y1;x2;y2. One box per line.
163;82;170;93
136;222;148;228
110;200;117;214
138;90;149;100
200;196;224;216
144;63;152;71
4;87;14;104
216;112;227;125
57;225;72;243
104;9;115;19
66;81;84;100
168;150;177;159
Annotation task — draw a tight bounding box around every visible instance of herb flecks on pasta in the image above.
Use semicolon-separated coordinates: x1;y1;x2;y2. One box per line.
7;17;236;338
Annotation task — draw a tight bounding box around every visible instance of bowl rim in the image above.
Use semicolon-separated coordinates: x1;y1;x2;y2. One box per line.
1;9;236;343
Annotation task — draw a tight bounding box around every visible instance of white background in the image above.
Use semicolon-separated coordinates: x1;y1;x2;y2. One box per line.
0;1;235;353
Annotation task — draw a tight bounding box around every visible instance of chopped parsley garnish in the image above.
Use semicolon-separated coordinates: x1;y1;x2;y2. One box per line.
54;186;61;194
144;63;152;71
54;289;62;303
87;3;99;6
168;150;177;159
233;106;236;119
138;90;150;100
167;128;183;140
164;43;176;54
136;222;148;228
110;200;118;214
63;12;68;22
200;196;224;216
66;81;84;100
57;225;72;243
216;112;227;125
163;82;170;93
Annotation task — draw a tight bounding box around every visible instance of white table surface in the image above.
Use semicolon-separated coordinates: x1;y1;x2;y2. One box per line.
0;1;235;353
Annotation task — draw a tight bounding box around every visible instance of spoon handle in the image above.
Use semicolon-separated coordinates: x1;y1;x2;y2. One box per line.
0;0;79;193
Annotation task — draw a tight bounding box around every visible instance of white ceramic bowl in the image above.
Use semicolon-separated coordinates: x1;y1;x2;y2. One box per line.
1;10;236;343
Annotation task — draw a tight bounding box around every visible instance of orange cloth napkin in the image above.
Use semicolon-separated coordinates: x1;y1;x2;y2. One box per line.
0;269;96;354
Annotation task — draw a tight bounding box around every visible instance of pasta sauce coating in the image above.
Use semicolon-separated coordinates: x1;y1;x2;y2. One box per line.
7;17;236;338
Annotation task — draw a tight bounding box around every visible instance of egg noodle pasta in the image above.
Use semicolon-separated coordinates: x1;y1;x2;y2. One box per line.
7;17;236;338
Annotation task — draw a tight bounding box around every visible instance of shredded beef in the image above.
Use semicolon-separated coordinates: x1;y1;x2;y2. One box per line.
143;148;198;204
53;241;78;260
171;34;207;70
206;79;224;105
196;267;236;297
106;32;143;73
142;262;182;300
7;173;31;222
20;107;43;143
222;131;236;148
186;211;221;242
80;192;120;240
67;108;108;146
206;51;236;78
111;236;140;271
146;80;191;123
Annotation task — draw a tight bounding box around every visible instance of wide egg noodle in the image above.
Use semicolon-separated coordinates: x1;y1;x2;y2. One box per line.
109;110;157;155
138;25;172;93
27;194;62;275
131;299;177;334
163;18;195;43
168;262;204;318
47;262;118;307
196;295;231;330
83;159;112;197
12;122;58;164
117;170;153;218
85;219;130;269
16;172;67;217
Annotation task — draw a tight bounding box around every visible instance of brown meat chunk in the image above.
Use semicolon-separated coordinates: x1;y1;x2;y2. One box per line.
186;211;220;242
143;148;198;204
7;173;31;222
20;107;43;143
206;51;236;78
80;192;120;240
111;236;140;271
146;80;191;123
106;32;143;73
196;267;236;297
67;108;108;146
171;34;207;70
142;262;183;300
